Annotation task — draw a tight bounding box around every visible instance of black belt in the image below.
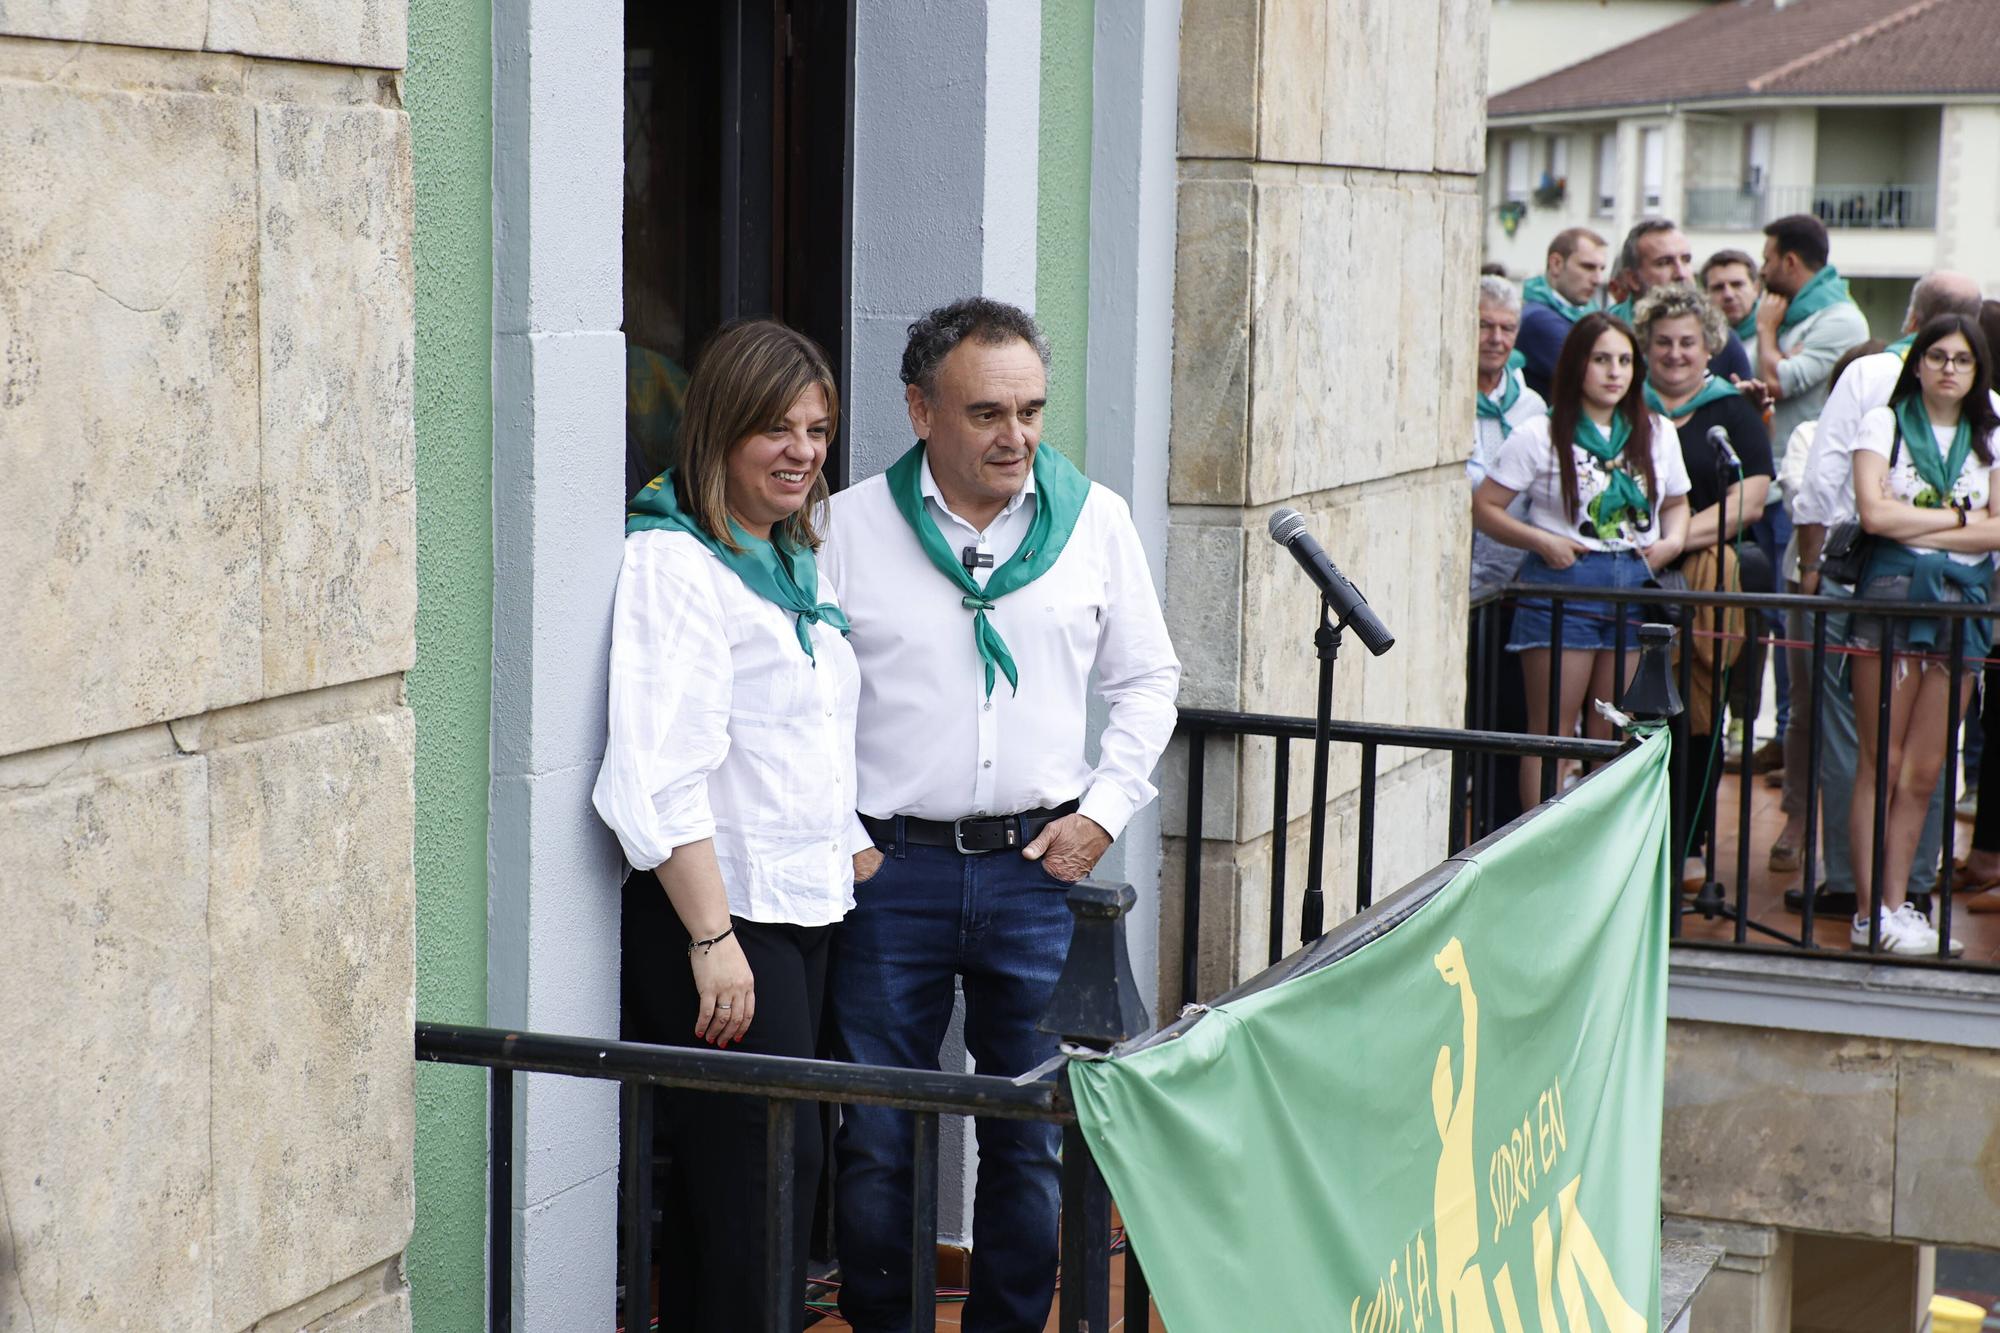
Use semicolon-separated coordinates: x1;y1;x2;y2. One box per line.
861;801;1080;855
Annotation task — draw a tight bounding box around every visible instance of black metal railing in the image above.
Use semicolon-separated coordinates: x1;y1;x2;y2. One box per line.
1470;581;2000;967
1171;709;1628;1009
415;882;1156;1333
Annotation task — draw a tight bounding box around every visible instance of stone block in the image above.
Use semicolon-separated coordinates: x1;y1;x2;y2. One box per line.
206;0;407;70
206;709;416;1331
1320;0;1390;171
1663;1023;1897;1236
1381;0;1439;172
1436;190;1484;469
257;100;417;697
1255;0;1323;165
1163;515;1246;711
1167;177;1253;505
1176;0;1257;160
0;0;205;49
1434;0;1492;176
0;80;261;756
1891;1047;2000;1246
0;758;213;1331
306;1286;411;1333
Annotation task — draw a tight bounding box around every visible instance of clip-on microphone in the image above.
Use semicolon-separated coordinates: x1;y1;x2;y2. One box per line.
961;544;995;575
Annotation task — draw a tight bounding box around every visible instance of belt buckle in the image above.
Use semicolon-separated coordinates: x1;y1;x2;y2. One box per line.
952;815;1018;855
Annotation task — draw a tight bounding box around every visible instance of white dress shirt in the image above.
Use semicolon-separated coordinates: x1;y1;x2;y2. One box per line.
819;455;1181;839
591;529;866;927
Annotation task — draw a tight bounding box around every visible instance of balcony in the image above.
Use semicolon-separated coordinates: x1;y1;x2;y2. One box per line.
1687;181;1937;232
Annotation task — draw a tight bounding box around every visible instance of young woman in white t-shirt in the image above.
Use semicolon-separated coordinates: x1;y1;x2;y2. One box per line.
1846;314;2000;955
1473;311;1692;809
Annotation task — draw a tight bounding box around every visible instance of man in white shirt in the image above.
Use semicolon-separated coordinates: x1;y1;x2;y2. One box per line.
1783;271;1982;926
819;296;1180;1331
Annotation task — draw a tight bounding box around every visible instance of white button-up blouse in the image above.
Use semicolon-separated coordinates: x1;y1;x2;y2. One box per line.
591;529;868;927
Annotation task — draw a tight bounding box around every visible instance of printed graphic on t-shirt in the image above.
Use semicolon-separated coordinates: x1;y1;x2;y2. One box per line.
1574;448;1652;544
1879;448;1988;515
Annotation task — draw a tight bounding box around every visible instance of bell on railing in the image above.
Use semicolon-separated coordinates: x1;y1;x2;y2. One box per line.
1622;622;1684;724
1038;881;1149;1051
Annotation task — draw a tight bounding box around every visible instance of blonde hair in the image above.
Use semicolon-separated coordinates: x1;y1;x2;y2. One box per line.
1632;283;1727;357
675;319;839;551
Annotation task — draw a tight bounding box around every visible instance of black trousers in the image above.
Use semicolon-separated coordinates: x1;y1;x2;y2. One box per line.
621;872;831;1332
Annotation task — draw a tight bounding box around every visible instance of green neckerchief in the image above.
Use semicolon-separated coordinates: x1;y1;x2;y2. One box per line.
1569;411;1652;536
1862;543;1994;662
1523;274;1597;324
1477;364;1524;437
1732;301;1759;344
1644;374;1740;422
884;442;1091;697
626;469;849;660
1778;264;1851;334
1892;394;1975;509
1887;333;1917;359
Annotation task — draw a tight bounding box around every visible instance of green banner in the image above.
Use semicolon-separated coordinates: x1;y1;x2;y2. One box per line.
1072;729;1671;1332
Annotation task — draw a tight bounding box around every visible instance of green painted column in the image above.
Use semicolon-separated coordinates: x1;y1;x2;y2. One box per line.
405;0;494;1325
1038;0;1094;465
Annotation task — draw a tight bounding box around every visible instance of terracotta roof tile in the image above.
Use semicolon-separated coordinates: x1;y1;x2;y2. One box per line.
1490;0;2000;119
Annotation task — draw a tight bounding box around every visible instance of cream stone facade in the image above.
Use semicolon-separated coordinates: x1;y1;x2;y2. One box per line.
0;9;417;1333
1163;0;1490;1000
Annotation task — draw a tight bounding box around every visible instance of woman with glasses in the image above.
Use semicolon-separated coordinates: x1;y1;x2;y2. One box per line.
1847;315;2000;954
1474;310;1693;809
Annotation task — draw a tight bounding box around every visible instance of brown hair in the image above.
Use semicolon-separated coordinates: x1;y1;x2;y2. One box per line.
1548;226;1606;260
1547;311;1656;522
674;319;839;551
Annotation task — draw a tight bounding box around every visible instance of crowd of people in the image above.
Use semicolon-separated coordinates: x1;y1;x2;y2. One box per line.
1472;213;2000;957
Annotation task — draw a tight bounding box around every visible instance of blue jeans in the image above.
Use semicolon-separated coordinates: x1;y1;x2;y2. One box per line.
830;835;1076;1333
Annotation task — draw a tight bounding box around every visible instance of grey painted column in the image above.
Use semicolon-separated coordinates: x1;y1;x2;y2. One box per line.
489;0;627;1326
1085;0;1182;1019
848;0;1040;478
847;0;1042;1245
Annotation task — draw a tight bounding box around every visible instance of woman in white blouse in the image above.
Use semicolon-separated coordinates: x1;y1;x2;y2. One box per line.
1845;315;2000;956
1472;310;1692;810
591;319;866;1329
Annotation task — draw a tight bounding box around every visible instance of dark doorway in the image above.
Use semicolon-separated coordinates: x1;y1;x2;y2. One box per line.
623;0;853;498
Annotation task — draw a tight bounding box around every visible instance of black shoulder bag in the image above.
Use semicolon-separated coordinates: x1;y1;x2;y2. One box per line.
1819;425;1902;586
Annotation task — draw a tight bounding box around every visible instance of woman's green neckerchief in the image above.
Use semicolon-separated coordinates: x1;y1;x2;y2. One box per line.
1892;394;1975;508
1644;374;1740;422
1569;411;1652;537
626;469;849;660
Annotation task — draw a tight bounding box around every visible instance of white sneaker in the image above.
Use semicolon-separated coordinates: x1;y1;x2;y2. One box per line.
1916;902;1967;958
1851;905;1938;955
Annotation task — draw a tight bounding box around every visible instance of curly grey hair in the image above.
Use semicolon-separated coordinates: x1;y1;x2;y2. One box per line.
1631;283;1727;357
1477;274;1522;313
900;296;1052;399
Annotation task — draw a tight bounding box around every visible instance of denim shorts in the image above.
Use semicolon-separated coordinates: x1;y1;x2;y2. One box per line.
1506;548;1654;652
1846;572;1990;664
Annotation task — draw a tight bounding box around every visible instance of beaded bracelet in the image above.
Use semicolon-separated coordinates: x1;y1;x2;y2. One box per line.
688;925;735;955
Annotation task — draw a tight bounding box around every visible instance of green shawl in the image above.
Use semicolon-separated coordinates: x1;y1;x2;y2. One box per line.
885;442;1091;697
1523;275;1597;324
1644;374;1740;422
1892;394;1976;510
626;470;849;660
1778;264;1852;335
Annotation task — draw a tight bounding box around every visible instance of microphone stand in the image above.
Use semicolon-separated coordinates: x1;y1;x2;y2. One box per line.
1301;601;1341;939
1692;447;1730;918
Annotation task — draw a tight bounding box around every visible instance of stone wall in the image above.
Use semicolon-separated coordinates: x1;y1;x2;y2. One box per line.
1162;0;1491;1002
0;10;416;1331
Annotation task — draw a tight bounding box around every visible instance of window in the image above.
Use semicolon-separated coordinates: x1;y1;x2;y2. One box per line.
1547;135;1569;184
1504;138;1532;204
623;0;852;497
1640;127;1665;211
1594;133;1617;215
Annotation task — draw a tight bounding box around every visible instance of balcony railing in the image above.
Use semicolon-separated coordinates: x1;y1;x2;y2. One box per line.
1684;181;1938;231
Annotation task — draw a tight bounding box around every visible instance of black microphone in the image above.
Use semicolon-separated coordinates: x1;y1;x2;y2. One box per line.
1707;424;1741;472
1266;508;1395;656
